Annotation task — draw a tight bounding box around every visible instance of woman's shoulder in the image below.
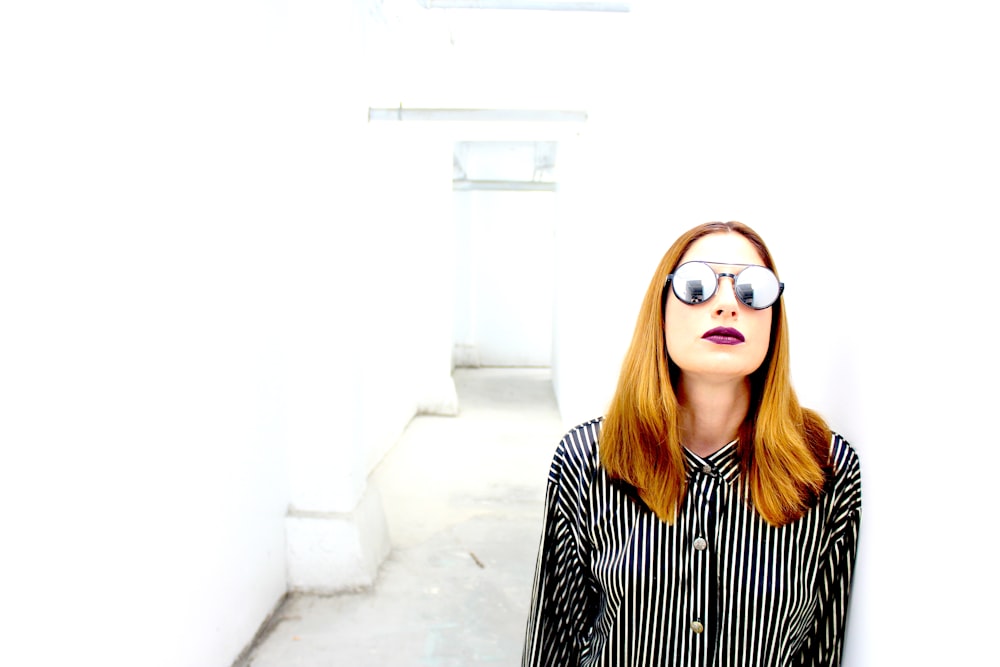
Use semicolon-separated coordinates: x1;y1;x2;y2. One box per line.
547;417;604;487
827;432;862;510
829;432;861;477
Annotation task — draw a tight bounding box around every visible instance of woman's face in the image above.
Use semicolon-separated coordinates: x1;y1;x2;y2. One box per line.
664;232;773;384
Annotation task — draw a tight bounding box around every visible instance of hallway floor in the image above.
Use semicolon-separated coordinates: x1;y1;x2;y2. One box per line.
241;368;567;667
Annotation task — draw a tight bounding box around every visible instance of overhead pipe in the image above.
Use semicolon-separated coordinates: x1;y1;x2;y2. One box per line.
418;1;630;10
372;109;571;192
368;107;587;123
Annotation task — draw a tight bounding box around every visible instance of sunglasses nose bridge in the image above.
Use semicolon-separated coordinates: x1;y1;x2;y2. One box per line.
712;272;740;308
718;271;738;293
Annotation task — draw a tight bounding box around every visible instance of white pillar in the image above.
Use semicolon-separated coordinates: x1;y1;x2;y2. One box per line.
280;2;460;592
279;0;393;593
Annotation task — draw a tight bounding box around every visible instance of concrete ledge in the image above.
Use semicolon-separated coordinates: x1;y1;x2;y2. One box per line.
417;373;459;417
452;344;481;369
286;484;391;593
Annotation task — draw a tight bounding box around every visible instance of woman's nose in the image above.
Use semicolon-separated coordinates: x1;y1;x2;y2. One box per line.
712;276;739;317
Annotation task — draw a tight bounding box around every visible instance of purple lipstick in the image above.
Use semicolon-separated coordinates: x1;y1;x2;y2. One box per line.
702;327;745;345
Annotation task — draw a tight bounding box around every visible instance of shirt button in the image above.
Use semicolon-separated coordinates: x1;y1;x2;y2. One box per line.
701;465;713;475
693;537;708;551
691;620;704;634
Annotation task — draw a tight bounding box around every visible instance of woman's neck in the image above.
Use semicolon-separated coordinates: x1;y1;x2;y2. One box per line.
677;376;750;457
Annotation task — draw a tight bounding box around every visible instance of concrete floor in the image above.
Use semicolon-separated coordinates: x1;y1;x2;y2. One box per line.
242;368;567;667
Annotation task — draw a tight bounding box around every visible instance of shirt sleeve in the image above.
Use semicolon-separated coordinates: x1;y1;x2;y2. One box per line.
522;460;599;666
794;439;863;667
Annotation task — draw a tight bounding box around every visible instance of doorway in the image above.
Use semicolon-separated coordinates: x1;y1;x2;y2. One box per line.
452;141;557;368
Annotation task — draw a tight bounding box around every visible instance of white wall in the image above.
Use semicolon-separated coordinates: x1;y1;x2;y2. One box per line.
454;188;556;367
1;3;296;665
552;3;999;665
1;1;456;666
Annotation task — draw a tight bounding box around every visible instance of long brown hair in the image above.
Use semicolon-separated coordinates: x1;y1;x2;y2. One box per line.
600;221;830;527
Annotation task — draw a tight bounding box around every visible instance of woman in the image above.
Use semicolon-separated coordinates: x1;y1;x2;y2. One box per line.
522;221;861;666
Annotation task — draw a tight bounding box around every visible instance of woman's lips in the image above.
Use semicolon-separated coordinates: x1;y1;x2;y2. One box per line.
702;327;745;345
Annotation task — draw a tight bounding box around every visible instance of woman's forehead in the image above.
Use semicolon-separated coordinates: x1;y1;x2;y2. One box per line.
679;233;766;266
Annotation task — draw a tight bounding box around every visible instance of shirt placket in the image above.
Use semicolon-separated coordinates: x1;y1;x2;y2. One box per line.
688;463;720;666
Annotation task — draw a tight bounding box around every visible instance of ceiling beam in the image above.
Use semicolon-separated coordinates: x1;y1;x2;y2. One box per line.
452;179;557;192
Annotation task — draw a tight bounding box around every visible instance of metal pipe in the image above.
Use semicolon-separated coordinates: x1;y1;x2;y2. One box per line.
368;107;587;123
419;1;630;10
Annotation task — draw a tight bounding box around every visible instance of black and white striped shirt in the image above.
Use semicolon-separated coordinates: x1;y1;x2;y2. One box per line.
522;418;861;667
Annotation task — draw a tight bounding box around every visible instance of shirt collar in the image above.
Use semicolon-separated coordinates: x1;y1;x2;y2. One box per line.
683;439;741;485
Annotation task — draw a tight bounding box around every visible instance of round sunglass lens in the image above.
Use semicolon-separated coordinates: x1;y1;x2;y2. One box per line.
672;262;717;304
735;265;780;308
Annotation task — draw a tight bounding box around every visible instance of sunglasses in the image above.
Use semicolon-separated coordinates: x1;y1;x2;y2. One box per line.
665;261;784;310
